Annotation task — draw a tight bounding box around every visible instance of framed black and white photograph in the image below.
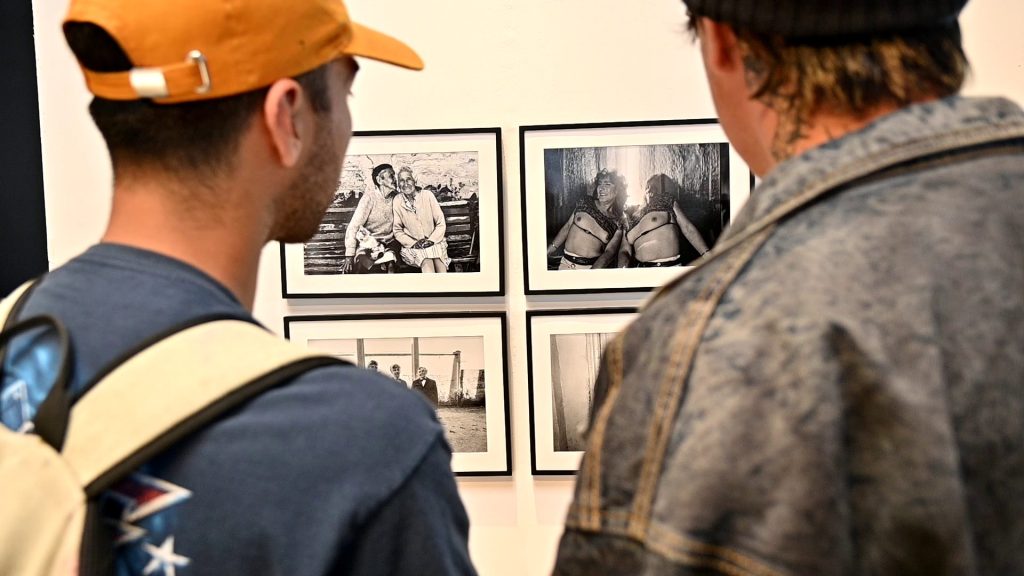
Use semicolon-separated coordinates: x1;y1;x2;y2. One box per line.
281;128;505;297
520;119;751;294
284;312;510;476
526;308;637;474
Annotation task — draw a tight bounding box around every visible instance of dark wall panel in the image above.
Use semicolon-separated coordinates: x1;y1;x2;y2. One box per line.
0;0;49;295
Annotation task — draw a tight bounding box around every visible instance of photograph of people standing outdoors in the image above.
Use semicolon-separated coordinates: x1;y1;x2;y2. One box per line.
543;142;729;270
307;334;489;454
286;312;510;475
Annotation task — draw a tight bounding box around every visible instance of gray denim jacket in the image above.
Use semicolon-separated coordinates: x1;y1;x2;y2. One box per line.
554;97;1024;576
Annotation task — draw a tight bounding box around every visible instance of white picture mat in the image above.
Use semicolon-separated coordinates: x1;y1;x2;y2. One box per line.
523;122;750;292
288;315;508;474
529;311;636;472
282;131;503;295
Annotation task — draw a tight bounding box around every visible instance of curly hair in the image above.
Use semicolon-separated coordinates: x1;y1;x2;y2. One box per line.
686;9;968;129
592;169;628;220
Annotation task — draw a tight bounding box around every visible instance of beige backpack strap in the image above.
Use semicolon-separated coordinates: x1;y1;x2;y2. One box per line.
59;319;343;494
0;279;39;329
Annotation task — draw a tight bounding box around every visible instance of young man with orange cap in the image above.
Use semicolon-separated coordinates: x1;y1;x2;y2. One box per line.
0;0;476;574
555;1;1024;574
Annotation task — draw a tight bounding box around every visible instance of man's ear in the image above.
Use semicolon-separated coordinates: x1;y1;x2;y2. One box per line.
699;17;742;74
262;79;308;168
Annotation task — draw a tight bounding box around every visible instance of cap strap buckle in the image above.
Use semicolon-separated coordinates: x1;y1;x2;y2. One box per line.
187;50;211;95
131;50;211;98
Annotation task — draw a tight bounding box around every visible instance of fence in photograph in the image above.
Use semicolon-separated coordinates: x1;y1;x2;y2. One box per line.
351;348;485;407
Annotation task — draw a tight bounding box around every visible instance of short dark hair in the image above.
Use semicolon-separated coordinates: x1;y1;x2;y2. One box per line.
686;10;968;121
63;22;332;178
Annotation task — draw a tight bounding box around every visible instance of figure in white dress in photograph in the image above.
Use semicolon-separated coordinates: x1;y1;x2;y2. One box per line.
392;166;450;273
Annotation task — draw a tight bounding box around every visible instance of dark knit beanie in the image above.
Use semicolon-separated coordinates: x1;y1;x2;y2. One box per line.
683;0;968;39
371;163;395;187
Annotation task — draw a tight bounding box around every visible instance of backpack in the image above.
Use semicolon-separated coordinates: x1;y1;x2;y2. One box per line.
0;279;345;575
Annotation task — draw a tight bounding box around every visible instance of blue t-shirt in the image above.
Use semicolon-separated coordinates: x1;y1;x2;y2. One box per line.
2;244;476;576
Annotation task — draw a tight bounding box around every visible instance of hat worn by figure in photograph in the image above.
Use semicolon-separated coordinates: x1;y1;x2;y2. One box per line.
554;1;1024;575
0;0;478;575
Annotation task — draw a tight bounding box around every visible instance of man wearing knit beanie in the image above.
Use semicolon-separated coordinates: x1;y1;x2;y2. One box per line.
555;2;1024;575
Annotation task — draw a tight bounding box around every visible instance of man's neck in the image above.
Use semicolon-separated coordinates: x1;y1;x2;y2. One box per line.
102;178;268;310
770;102;906;167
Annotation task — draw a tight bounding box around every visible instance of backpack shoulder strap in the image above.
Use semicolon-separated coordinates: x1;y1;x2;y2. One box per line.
0;278;40;330
59;319;345;496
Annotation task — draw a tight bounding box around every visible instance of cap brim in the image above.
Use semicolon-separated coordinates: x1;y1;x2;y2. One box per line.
345;22;424;71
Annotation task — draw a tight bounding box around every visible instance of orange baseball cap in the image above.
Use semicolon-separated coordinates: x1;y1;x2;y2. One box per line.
63;0;423;104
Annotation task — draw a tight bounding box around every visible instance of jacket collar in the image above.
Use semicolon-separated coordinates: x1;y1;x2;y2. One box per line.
727;96;1024;238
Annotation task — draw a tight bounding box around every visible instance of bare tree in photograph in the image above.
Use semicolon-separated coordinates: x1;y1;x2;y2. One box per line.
544;143;729;269
550;332;615;451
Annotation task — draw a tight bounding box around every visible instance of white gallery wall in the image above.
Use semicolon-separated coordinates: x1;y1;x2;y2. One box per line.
29;1;1024;574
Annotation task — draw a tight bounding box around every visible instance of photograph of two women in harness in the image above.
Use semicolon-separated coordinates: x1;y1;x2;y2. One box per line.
544;142;730;270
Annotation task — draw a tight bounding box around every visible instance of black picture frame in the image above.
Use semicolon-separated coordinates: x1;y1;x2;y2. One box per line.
526;307;638;475
284;311;511;476
519;119;750;295
281;127;506;298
